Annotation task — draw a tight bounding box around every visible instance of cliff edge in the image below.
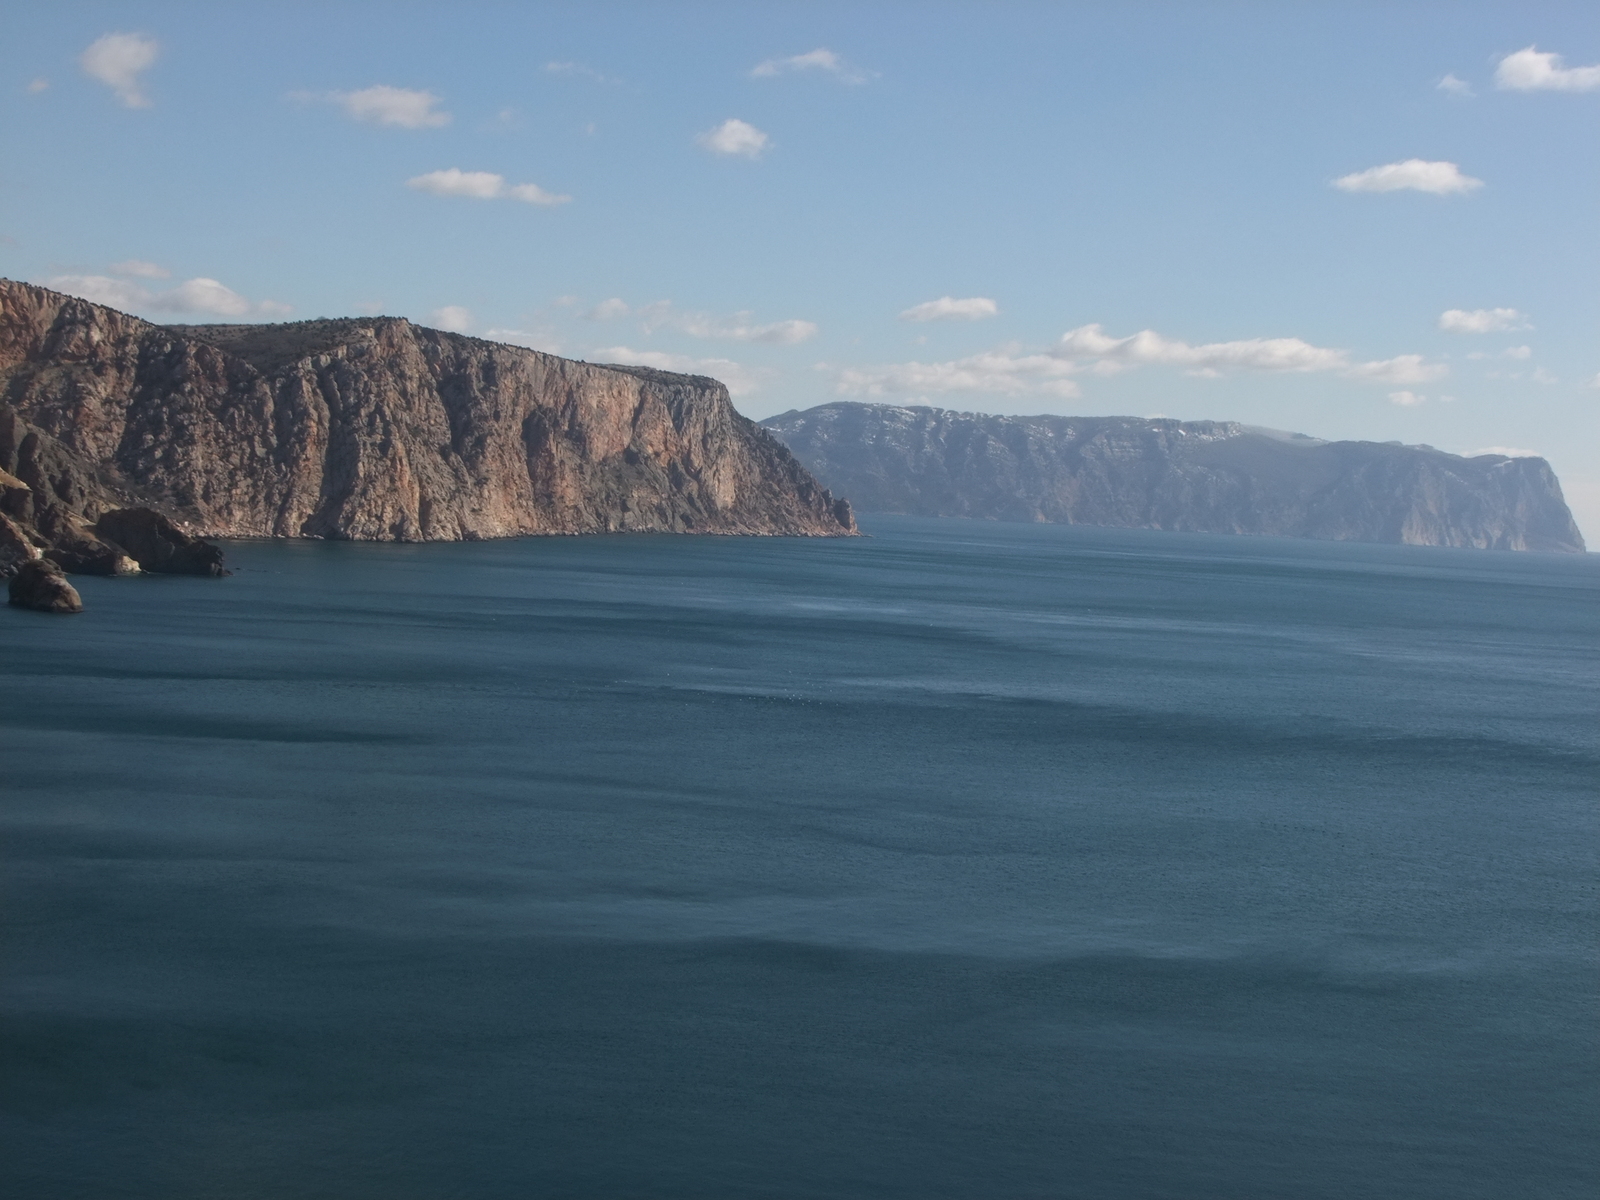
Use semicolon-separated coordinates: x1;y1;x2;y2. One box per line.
0;279;855;553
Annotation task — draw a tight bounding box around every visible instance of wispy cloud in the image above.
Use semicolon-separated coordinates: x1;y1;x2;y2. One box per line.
640;302;816;344
483;327;563;354
583;298;632;321
50;273;290;318
545;61;621;85
1470;446;1542;458
750;48;873;84
594;347;766;396
835;350;1082;399
1438;307;1531;333
1058;324;1447;385
110;259;170;280
835;320;1445;400
406;168;571;206
1495;46;1600;92
697;118;769;159
1388;391;1427;406
80;32;158;108
1334;159;1482;195
332;85;450;128
899;297;999;322
588;300;816;343
26;78;48;95
1437;73;1474;97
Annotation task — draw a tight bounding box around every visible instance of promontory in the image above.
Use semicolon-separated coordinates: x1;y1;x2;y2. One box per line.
762;401;1583;552
0;278;856;575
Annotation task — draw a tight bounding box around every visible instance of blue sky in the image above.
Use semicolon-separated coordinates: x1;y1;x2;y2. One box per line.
4;2;1597;535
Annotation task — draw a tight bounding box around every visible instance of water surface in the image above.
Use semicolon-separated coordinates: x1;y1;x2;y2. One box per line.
3;518;1596;1198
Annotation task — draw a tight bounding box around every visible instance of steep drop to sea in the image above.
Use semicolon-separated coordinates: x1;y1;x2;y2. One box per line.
0;278;855;559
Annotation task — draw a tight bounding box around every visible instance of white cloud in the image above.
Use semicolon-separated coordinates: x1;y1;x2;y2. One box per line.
49;273;289;318
1495;46;1600;93
80;32;158;108
1057;323;1447;385
27;78;48;94
406;168;571;206
899;296;1000;322
162;278;258;316
110;259;170;279
1532;367;1559;385
1060;324;1340;372
750;48;873;84
1502;345;1532;360
1438;307;1531;333
333;85;450;128
409;168;502;199
505;182;569;205
835;350;1082;399
584;298;631;320
430;306;473;333
697;118;769;159
1437;73;1474;97
1388;391;1427;406
1333;159;1483;195
1470;446;1542;458
594;346;766;396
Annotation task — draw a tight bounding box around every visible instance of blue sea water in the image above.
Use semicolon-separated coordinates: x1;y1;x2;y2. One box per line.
1;516;1596;1200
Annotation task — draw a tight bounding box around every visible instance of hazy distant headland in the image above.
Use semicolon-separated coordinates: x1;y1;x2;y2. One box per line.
762;402;1584;552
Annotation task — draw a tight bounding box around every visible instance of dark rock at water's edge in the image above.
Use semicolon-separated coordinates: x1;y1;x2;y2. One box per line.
762;402;1585;552
95;508;229;576
8;558;83;613
0;279;856;549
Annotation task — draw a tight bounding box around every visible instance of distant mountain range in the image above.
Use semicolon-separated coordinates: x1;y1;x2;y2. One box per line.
762;402;1584;552
0;280;854;579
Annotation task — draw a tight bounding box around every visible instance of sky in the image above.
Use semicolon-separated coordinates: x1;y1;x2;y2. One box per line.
3;2;1597;537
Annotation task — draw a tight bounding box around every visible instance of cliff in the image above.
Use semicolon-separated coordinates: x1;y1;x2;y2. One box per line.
0;279;855;557
761;402;1584;552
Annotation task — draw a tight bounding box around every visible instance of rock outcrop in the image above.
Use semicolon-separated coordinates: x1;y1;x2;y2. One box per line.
0;280;855;554
93;508;229;577
8;558;83;613
762;402;1585;552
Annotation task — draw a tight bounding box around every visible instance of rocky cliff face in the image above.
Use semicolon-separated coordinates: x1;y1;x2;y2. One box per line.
762;402;1584;552
0;279;855;549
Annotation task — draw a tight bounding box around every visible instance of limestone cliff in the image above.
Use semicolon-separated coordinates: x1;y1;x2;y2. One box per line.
762;402;1584;552
0;279;855;549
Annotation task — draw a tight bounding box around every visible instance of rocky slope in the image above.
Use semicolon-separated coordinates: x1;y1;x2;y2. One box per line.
0;279;855;564
762;402;1584;552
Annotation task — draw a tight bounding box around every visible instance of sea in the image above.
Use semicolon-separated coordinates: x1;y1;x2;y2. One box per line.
2;516;1595;1199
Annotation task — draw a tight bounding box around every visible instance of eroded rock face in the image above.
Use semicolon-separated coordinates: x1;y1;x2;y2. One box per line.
762;402;1586;552
0;510;42;577
8;558;83;613
0;280;856;543
95;508;227;576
